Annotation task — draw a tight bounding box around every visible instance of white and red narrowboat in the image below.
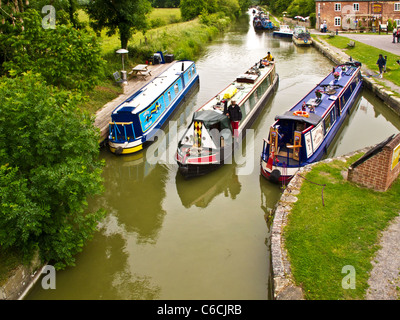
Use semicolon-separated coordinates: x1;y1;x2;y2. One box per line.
176;58;279;179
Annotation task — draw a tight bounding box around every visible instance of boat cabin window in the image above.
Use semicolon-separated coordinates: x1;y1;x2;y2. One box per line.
168;91;171;103
324;113;332;134
174;83;179;94
295;122;307;132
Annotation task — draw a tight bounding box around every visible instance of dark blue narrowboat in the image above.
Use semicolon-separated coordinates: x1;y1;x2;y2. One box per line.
260;61;363;184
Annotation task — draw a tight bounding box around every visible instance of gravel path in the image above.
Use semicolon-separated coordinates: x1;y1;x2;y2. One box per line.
366;214;400;300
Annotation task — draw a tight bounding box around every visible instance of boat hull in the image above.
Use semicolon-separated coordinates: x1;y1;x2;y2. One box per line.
273;31;293;38
293;37;313;46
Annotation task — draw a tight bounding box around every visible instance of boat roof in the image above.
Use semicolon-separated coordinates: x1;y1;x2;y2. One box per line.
112;60;194;115
275;61;361;125
195;61;276;114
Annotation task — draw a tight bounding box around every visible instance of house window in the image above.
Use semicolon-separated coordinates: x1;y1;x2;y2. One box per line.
335;3;341;11
395;19;400;27
334;17;341;26
354;3;359;11
395;3;400;11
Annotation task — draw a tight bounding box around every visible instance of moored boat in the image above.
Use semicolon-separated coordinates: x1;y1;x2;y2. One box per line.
176;58;279;179
260;61;363;184
292;26;312;46
253;12;275;30
108;60;199;155
272;25;293;38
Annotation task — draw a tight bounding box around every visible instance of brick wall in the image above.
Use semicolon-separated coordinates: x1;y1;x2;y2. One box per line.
316;1;400;31
348;134;400;191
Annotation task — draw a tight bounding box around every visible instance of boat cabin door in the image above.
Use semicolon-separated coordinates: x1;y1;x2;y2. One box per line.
194;121;202;148
292;131;302;161
269;127;279;154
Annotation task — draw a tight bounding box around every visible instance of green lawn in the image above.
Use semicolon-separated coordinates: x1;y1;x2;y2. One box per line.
284;155;400;299
315;35;400;87
77;8;182;54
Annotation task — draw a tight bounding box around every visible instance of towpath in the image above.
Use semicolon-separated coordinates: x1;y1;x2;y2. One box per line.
314;31;400;300
95;61;176;143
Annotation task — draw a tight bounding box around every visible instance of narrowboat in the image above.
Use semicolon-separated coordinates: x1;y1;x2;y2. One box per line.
108;60;199;155
292;26;312;46
272;25;293;38
253;13;275;30
176;58;279;179
260;61;363;184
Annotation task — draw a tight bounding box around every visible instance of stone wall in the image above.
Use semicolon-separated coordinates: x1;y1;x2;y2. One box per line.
0;252;44;300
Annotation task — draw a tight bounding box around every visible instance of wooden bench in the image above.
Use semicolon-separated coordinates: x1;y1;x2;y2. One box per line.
128;64;152;79
347;40;355;48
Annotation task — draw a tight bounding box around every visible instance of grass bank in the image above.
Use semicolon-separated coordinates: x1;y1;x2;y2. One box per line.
78;9;231;114
284;154;400;299
315;35;400;87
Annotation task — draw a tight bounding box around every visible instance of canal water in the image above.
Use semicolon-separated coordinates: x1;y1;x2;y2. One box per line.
27;14;400;300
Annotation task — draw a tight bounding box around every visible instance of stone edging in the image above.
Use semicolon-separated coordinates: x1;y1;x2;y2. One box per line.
270;147;372;300
0;252;44;300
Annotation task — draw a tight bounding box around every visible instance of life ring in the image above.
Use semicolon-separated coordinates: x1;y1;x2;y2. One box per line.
293;110;309;117
304;38;308;43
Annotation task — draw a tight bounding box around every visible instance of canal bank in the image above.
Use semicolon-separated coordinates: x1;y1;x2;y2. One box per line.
271;35;400;300
270;147;370;300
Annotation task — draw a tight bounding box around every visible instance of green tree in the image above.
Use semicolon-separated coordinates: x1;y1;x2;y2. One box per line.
287;0;315;17
0;72;105;269
85;0;152;49
0;9;105;91
180;0;242;21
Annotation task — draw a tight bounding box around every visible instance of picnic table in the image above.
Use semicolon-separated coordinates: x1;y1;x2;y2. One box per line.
129;64;151;78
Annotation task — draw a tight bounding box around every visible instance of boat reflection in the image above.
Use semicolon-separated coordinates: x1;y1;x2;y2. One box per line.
176;162;242;208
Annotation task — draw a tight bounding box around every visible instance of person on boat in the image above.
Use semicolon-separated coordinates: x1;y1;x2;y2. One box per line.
226;100;242;139
302;101;307;111
263;52;274;62
376;54;386;79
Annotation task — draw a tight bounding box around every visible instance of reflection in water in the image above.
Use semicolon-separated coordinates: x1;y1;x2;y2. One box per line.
98;151;167;244
176;163;242;208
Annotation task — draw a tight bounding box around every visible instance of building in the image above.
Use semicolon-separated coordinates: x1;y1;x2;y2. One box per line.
315;1;400;32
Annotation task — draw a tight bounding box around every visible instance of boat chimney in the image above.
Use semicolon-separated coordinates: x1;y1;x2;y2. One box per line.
181;62;184;72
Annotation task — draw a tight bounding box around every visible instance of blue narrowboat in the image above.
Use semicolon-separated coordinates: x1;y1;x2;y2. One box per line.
253;12;275;30
108;61;199;155
260;61;363;183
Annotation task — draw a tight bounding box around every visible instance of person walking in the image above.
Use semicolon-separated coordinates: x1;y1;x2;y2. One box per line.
226;100;242;139
393;28;397;43
397;27;400;43
376;54;386;78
